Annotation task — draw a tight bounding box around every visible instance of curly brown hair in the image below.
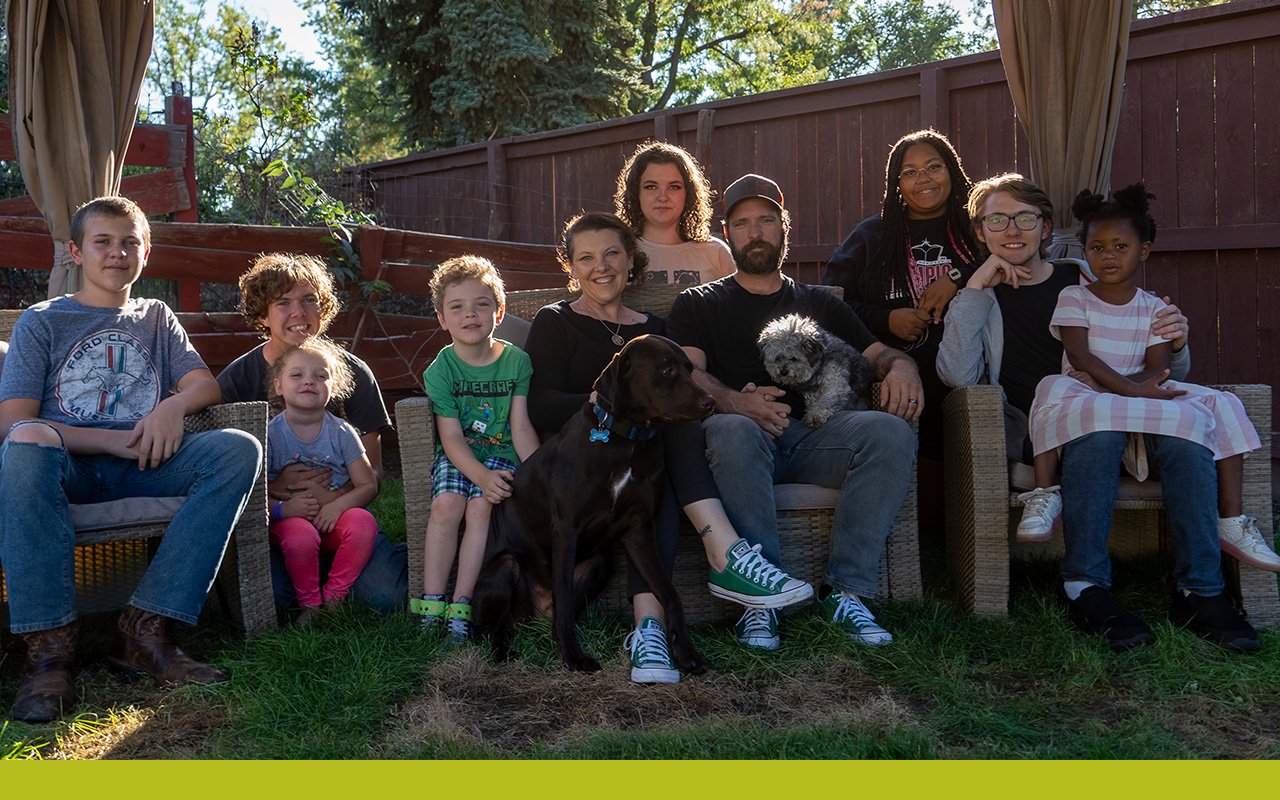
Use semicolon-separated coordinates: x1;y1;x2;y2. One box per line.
557;212;648;293
238;253;341;338
428;254;506;314
614;141;714;243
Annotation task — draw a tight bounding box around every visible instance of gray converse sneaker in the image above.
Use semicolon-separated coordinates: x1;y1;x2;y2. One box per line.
1219;515;1280;572
624;617;680;684
734;607;780;651
1015;486;1062;542
818;590;893;646
708;539;814;609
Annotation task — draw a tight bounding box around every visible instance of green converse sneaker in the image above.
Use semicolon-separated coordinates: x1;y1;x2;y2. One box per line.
709;539;814;609
411;595;447;636
818;589;893;646
734;607;780;651
444;600;474;646
624;617;680;684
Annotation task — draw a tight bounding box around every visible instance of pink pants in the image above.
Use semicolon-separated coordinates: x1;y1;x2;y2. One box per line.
270;508;378;607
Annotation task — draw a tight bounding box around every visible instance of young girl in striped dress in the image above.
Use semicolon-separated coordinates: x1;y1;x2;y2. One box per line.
1020;183;1277;571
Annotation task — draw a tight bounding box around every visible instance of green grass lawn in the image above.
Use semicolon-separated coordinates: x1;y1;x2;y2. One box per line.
3;479;1278;760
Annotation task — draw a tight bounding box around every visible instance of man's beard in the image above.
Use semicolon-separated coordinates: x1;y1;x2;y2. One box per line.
732;235;788;275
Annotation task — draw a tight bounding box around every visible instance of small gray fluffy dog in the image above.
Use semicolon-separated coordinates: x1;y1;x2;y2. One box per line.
757;313;875;427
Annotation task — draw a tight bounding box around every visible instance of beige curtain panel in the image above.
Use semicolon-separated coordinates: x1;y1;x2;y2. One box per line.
8;0;153;296
993;0;1132;260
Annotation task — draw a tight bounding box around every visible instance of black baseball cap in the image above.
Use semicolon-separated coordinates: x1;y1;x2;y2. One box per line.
722;173;784;217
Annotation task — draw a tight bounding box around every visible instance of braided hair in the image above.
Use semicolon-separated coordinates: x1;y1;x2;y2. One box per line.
860;130;980;302
1071;182;1158;244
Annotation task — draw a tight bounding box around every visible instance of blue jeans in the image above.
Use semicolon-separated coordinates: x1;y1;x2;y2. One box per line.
703;410;915;598
271;530;407;613
1060;431;1223;595
0;427;262;632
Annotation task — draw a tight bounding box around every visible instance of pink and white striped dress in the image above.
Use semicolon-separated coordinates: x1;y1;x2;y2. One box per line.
1029;285;1260;463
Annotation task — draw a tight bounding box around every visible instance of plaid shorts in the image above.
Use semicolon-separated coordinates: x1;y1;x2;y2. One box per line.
431;452;519;499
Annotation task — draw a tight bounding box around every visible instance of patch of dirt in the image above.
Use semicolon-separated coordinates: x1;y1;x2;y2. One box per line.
382;649;916;754
1162;697;1280;758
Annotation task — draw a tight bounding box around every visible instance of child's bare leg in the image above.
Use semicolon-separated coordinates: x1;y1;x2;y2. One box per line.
451;497;494;601
1033;450;1059;489
1217;455;1243;517
423;493;467;596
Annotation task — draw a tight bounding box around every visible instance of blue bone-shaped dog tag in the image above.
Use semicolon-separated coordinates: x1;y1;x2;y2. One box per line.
589;427;610;443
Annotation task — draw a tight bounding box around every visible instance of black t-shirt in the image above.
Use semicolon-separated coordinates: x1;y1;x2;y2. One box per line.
217;342;391;436
995;260;1081;416
524;300;665;434
667;275;877;422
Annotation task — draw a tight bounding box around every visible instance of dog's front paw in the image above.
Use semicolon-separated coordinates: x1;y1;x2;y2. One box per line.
670;642;711;675
563;653;602;673
803;409;832;428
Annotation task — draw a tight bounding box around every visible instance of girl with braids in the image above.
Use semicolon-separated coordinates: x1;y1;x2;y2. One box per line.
267;337;380;624
614;141;735;286
823;129;981;462
1023;183;1276;574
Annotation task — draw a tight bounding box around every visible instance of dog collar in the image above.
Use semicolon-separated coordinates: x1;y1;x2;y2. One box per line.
590;403;658;443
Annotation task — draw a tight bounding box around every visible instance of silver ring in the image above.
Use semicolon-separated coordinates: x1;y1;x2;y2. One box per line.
908;398;919;404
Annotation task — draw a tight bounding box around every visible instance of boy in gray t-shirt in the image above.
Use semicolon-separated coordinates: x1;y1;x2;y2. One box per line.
0;196;262;723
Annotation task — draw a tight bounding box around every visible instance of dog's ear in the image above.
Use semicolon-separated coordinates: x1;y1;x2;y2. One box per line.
593;346;626;407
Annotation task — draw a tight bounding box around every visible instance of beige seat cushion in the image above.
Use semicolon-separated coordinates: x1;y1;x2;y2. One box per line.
68;497;187;532
1008;460;1165;502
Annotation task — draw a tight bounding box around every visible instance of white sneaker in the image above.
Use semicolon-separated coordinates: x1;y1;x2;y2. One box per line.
1015;485;1062;542
1219;515;1280;572
734;608;780;651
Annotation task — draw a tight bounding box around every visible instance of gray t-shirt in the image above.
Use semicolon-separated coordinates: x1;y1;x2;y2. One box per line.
0;296;206;430
266;409;365;488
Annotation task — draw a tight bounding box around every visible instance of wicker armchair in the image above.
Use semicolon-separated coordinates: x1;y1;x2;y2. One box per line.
397;282;922;625
943;382;1278;627
0;309;275;636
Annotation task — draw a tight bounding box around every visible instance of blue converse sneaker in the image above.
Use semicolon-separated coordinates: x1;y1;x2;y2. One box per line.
624;617;680;684
818;589;892;646
708;539;814;609
734;607;780;651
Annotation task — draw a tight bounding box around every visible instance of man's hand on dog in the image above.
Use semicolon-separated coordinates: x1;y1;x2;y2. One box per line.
481;468;515;504
735;382;791;438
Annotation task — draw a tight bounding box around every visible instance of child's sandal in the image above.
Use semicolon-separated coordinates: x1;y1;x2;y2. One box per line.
410;596;447;635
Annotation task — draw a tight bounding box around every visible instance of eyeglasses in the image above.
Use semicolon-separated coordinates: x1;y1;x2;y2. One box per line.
897;162;947;183
981;212;1044;231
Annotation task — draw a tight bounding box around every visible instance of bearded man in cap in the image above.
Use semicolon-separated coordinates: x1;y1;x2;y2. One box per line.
666;174;923;651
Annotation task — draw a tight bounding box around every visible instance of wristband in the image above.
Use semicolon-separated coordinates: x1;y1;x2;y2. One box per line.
270;500;284;521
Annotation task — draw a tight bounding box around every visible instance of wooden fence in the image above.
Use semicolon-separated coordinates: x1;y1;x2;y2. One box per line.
350;0;1280;444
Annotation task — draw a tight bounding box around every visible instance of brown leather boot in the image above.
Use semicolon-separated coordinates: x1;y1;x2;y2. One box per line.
11;622;77;723
107;605;227;686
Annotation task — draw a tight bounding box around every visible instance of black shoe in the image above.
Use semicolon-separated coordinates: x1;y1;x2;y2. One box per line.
1169;590;1260;653
1063;585;1155;651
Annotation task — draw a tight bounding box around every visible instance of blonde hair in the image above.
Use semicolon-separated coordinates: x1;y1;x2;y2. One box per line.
70;196;151;248
268;337;356;415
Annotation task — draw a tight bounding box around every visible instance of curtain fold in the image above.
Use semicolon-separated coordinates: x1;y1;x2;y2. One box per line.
993;0;1131;260
8;0;153;296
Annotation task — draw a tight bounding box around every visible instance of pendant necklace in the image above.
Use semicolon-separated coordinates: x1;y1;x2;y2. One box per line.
600;318;625;347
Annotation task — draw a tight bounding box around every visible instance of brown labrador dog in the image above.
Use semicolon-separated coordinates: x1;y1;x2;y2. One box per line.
473;334;713;674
